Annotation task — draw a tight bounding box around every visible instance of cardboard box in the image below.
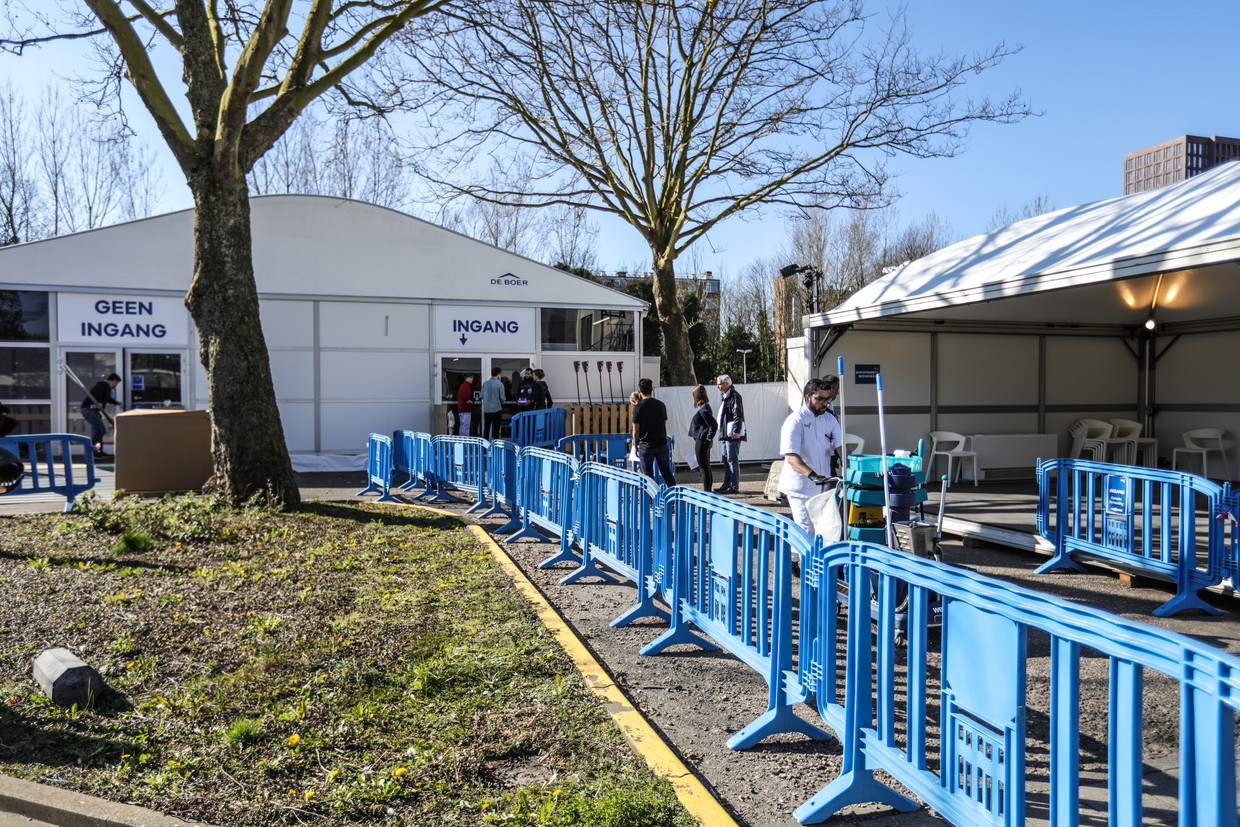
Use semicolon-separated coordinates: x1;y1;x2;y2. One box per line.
114;409;213;495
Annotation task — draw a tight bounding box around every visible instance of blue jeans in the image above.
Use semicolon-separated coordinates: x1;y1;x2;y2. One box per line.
721;439;741;489
638;444;676;487
81;407;105;450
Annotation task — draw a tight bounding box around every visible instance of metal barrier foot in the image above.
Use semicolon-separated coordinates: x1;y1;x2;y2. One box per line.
1034;553;1087;574
640;624;718;656
504;524;552;544
727;705;832;751
494;513;523;534
537;544;581;569
609;598;668;628
1152;590;1221;617
792;767;918;825
560;559;618;585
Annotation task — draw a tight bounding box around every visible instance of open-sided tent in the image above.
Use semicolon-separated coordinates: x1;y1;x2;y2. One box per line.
804;161;1240;479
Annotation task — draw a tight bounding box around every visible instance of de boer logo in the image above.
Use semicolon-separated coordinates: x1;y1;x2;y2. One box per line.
491;272;529;287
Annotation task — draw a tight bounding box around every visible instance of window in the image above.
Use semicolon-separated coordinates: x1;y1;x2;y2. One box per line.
0;346;50;399
0;291;50;342
1155;149;1162;161
541;309;635;352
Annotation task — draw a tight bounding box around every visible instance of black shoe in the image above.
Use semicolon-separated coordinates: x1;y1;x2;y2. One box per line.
713;485;730;493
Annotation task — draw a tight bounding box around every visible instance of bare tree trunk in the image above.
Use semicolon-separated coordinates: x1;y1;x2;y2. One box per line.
652;256;696;385
185;172;299;506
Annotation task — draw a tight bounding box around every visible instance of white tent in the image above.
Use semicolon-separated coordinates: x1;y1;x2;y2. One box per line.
0;195;646;469
804;162;1240;480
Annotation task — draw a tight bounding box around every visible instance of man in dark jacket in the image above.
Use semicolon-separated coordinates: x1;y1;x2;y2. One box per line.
632;378;675;486
81;373;121;459
532;368;553;410
715;374;745;493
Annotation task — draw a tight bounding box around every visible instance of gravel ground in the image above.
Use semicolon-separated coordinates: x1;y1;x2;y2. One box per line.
332;468;1240;827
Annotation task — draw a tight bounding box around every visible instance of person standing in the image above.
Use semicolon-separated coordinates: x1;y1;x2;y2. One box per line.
632;378;676;486
715;374;745;493
481;367;506;440
687;384;717;491
516;368;537;410
532;368;553;410
81;372;121;459
455;374;475;436
778;377;842;539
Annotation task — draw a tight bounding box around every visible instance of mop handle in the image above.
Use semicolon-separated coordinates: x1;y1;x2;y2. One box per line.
937;475;949;536
877;372;893;548
836;356;847;481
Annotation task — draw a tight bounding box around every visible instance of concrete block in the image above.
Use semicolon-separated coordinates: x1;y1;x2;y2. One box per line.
33;648;105;709
763;461;784;501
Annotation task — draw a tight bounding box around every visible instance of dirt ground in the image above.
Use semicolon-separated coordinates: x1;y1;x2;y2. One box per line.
334;471;1240;827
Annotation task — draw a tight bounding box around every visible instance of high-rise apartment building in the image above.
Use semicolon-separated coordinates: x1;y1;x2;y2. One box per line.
1123;135;1240;195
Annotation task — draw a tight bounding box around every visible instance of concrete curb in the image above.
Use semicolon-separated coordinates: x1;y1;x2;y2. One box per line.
0;774;203;827
412;503;740;826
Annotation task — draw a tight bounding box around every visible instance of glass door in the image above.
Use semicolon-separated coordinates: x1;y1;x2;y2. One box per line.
125;351;184;409
61;349;121;449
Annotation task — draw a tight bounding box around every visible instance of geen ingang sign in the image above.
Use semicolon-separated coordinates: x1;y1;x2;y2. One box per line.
58;294;190;346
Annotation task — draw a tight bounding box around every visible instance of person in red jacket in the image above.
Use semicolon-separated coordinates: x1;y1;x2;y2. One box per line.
456;375;475;436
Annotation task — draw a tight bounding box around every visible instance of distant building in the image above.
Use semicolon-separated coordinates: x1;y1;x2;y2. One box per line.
598;270;721;316
1124;135;1240;195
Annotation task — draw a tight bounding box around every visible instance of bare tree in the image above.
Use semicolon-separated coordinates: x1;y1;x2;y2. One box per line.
3;1;444;505
546;200;599;273
986;193;1055;232
406;0;1028;383
0;82;41;245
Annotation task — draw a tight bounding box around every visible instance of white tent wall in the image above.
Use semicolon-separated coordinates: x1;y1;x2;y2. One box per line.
653;382;790;464
1152;329;1240;471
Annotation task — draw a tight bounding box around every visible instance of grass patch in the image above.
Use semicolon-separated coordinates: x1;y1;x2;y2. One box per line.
0;499;694;826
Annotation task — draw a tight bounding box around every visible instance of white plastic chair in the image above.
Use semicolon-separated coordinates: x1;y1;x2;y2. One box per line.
1172;429;1231;480
842;434;865;455
1078;418;1131;464
1068;420;1107;461
1108;418;1158;468
929;431;977;486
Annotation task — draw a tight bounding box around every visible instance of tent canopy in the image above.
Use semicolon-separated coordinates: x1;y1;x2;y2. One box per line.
811;161;1240;339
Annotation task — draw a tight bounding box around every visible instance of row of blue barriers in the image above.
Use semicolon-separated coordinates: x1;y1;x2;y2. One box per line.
361;432;1240;826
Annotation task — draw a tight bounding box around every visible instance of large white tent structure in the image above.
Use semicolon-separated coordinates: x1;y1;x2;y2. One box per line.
802;161;1240;480
0;195;646;469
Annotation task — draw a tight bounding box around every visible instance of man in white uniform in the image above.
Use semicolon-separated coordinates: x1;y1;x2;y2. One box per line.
778;376;842;538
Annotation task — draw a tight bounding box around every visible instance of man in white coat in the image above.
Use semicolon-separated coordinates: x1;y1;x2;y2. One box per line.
778;376;842;540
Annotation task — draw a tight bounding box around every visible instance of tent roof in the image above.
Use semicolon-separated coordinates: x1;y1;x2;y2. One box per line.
812;161;1240;336
0;194;645;310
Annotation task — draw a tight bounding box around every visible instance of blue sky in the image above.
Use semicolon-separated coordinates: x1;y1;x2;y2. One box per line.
5;2;1240;279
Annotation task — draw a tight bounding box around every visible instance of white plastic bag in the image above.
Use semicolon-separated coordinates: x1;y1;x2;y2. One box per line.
805;483;844;543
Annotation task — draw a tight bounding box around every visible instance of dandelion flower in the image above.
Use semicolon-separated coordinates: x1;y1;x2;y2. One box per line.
286;733;301;747
304;790;314;800
393;766;408;777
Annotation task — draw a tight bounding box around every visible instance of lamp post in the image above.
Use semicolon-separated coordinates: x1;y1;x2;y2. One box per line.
737;348;753;384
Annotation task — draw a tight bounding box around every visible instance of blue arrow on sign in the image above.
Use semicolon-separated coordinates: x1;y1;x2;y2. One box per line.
459;334;468;345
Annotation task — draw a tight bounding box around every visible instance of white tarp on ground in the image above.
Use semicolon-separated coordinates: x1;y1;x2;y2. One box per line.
654;382;792;465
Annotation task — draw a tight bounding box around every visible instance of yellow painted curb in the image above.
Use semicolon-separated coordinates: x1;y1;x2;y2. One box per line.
408;504;737;825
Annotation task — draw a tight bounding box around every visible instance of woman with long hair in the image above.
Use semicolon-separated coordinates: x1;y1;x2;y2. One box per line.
687;384;717;491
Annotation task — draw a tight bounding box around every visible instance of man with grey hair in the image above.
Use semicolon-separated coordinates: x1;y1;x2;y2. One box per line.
715;374;745;494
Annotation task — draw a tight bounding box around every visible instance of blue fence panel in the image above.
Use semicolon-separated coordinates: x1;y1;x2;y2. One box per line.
563;462;665;627
510;408;567;449
405;432;437;500
641;486;831;750
356;434;398;503
0;434;100;510
479;439;521;532
428;436;489;511
557;433;629;467
503;446;578;568
796;539;1240;827
1036;458;1225;616
392;429;413;489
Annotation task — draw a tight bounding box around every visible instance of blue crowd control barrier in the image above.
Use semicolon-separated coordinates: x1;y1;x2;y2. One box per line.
557;433;629;467
0;434;99;510
356;434;398;503
563;462;666;627
628;435;676;486
406;432;437;500
796;539;1240;827
428;436;489;511
503;446;578;568
1036;458;1225;616
479;439;521;532
510;408;566;449
641;486;831;750
392;430;414;490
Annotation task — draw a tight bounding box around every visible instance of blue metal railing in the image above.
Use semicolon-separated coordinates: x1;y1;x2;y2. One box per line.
502;446;578;569
428;436;489;512
563;462;665;627
478;439;521;532
1036;458;1226;616
510;407;566;449
356;434;397;503
0;434;100;510
557;433;629;467
640;486;832;750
